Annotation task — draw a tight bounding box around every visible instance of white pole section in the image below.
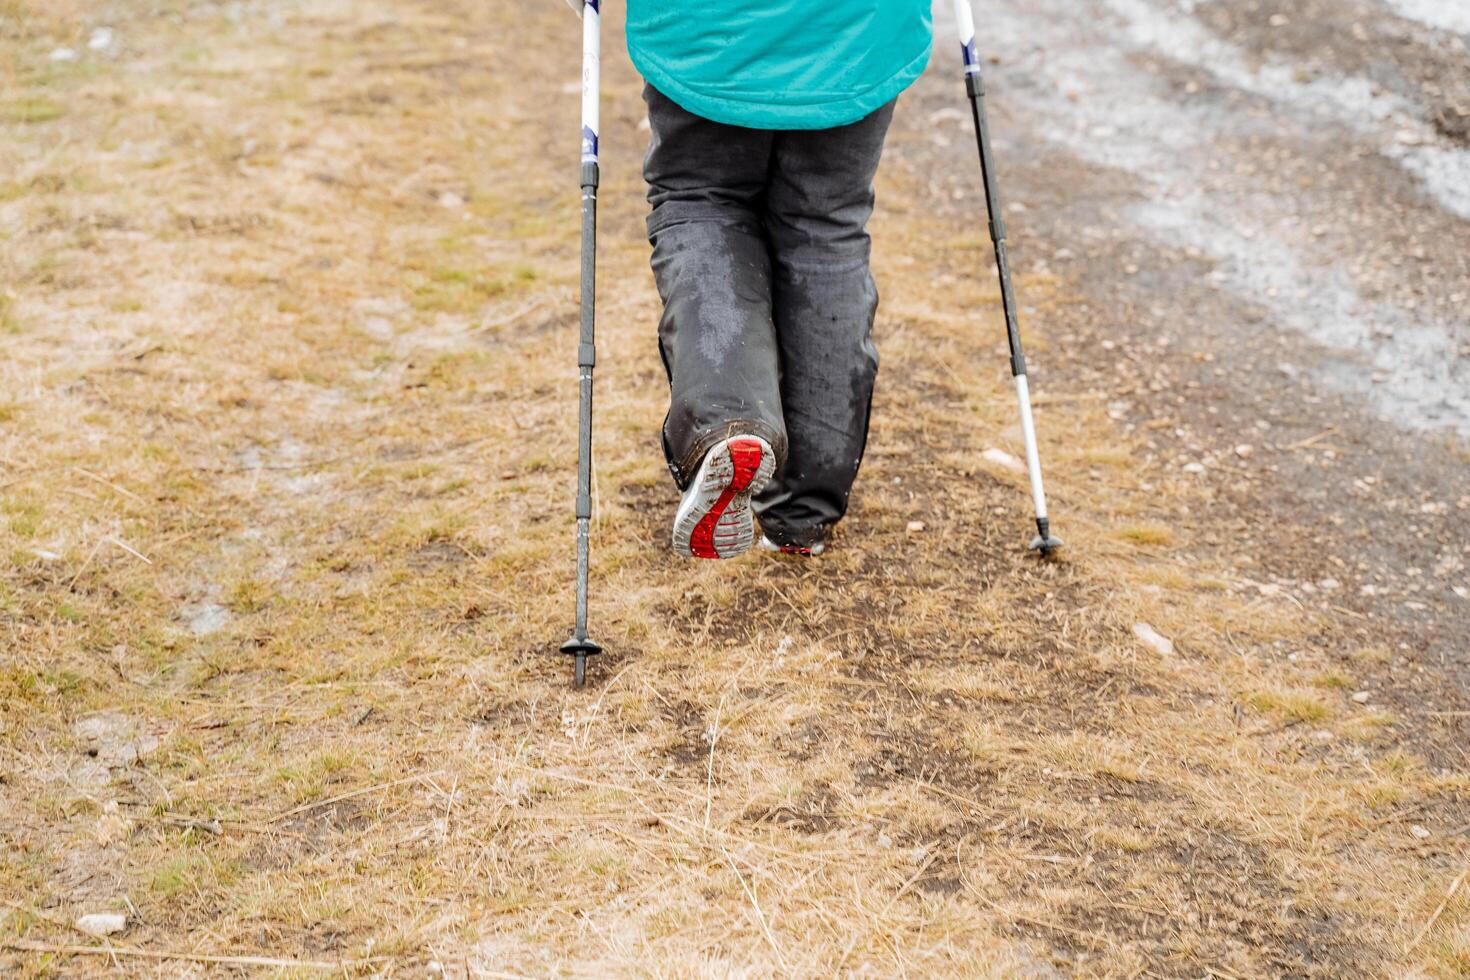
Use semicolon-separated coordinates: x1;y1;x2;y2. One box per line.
1014;375;1049;522
581;0;600;165
951;0;979;72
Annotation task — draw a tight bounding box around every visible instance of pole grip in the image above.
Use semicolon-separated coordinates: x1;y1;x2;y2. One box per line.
951;0;979;71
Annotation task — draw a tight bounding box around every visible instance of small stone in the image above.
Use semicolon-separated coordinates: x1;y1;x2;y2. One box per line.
981;447;1025;473
437;191;464;209
1351;690;1371;704
1182;462;1206;474
1233;444;1254;459
636;116;651;133
1132;622;1174;656
50;47;78;62
75;912;126;937
906;520;925;533
1410;824;1431;840
88;27;115;51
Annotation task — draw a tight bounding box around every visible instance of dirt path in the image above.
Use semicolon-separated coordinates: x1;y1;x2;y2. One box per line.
2;1;1467;976
897;0;1470;762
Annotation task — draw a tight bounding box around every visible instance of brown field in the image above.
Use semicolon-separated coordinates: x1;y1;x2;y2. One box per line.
2;0;1467;976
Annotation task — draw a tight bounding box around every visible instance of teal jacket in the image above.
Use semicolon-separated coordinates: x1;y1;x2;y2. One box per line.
625;0;932;130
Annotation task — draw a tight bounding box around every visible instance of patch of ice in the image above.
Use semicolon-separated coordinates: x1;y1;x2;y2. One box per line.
1103;0;1470;220
1395;144;1470;220
1383;0;1470;35
946;0;1470;434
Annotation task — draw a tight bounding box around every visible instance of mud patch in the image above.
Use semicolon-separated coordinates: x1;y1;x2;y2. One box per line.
740;785;846;835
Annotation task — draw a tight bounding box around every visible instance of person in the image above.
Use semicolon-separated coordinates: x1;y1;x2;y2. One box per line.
623;0;933;559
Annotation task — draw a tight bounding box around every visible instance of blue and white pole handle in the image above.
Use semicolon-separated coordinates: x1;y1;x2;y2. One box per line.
951;0;1061;553
953;0;981;77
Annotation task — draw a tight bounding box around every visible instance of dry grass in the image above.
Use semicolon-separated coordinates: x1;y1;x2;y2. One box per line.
2;0;1467;976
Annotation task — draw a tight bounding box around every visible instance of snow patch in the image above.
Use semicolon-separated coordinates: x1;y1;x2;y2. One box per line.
1383;0;1470;35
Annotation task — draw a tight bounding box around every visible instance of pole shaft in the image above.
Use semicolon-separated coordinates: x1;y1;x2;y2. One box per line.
966;73;1025;378
574;0;600;642
952;0;1053;530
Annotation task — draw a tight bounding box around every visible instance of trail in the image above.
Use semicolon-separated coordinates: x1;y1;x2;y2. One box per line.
900;0;1470;691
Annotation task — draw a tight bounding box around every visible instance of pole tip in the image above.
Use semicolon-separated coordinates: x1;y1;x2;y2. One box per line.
1028;533;1064;556
1028;518;1062;557
560;635;602;687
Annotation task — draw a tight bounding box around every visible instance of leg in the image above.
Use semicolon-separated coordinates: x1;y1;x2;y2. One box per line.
643;86;786;489
755;101;896;546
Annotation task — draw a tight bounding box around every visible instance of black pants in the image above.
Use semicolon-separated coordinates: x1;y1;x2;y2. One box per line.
643;86;895;548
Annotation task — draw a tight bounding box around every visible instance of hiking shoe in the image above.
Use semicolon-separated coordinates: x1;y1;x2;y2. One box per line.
759;535;827;557
672;436;776;560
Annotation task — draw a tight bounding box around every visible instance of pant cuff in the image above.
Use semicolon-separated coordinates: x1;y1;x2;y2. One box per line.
755;521;831;550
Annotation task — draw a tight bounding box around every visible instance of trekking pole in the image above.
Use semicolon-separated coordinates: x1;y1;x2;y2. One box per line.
951;0;1063;555
559;0;604;686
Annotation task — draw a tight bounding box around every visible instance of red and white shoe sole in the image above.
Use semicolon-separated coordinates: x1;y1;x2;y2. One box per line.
672;436;775;560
